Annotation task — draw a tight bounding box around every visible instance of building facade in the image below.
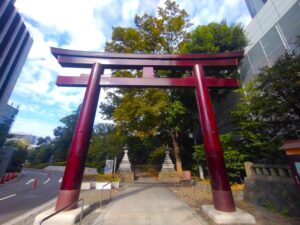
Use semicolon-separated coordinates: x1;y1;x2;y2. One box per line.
245;0;268;18
0;103;18;131
215;0;300;133
0;0;33;117
241;0;300;83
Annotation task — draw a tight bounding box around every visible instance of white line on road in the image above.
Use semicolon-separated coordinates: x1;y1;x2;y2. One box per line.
58;177;62;183
26;179;34;185
43;178;51;184
0;194;16;201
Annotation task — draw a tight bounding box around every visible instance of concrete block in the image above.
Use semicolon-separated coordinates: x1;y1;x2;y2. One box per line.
81;182;91;190
95;182;111;189
202;205;256;224
34;205;90;225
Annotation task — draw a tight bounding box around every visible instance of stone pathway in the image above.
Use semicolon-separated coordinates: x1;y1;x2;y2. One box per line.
92;178;208;225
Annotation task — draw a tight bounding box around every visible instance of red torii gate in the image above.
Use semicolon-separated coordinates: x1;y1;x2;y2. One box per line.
51;47;243;213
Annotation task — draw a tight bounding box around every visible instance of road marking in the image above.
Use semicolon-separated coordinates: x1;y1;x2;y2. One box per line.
0;194;16;201
58;177;62;183
26;179;34;185
43;178;50;184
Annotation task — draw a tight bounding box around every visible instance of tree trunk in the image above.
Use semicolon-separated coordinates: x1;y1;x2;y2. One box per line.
171;130;183;177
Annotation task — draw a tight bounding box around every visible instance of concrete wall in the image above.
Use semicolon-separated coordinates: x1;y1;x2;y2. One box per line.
244;162;300;217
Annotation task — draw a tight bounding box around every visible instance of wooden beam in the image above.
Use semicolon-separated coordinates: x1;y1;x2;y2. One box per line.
56;76;239;88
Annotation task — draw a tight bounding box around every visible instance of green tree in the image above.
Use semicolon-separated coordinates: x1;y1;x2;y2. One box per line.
52;106;80;161
193;133;247;182
27;107;80;165
102;0;247;177
103;0;191;176
87;123;124;172
231;52;300;163
6;140;29;172
180;20;247;53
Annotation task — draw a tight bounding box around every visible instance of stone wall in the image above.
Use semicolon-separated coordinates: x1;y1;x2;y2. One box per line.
244;162;300;217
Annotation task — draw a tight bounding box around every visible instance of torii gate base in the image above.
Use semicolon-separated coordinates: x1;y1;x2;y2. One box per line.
49;48;255;224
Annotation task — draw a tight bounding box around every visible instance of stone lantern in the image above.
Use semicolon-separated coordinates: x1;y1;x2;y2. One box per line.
118;144;134;182
158;146;179;182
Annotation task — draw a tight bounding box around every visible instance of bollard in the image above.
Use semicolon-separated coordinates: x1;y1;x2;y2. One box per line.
0;175;5;184
33;177;38;189
5;173;11;182
11;172;15;180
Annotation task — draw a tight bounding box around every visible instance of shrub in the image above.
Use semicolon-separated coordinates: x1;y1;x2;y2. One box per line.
82;174;97;182
52;161;67;166
96;174;120;182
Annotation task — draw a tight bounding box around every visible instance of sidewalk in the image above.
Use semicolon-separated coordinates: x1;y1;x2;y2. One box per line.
92;178;208;225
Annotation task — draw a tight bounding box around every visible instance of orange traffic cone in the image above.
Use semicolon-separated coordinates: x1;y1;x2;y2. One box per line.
5;173;10;182
33;176;38;189
10;173;15;180
0;175;5;184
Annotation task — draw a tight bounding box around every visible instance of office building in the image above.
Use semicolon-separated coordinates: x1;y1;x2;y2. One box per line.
215;0;300;133
245;0;268;18
241;0;300;83
0;0;33;137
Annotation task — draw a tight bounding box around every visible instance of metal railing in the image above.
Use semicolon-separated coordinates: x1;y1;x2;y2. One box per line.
38;198;84;225
175;179;198;207
99;182;112;208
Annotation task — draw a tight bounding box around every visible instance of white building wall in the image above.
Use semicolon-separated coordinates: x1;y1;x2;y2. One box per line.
245;0;298;52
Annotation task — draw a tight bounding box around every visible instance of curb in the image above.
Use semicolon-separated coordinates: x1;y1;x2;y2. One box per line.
2;198;57;225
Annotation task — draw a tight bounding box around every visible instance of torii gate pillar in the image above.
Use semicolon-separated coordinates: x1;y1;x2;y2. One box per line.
55;63;102;211
194;64;235;211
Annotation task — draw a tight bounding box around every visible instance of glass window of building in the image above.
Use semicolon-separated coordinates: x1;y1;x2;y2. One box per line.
247;42;268;74
261;26;285;66
278;3;300;52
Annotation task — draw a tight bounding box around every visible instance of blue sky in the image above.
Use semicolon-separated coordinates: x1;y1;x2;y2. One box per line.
10;0;251;137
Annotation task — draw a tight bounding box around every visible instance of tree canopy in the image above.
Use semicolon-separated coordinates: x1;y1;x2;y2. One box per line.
101;0;247;177
231;52;300;163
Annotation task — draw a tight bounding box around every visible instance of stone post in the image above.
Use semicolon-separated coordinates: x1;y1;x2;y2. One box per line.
118;144;134;182
244;162;253;178
158;148;179;182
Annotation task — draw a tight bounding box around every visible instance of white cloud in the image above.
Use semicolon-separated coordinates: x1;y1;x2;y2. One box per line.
176;0;251;27
10;0;251;137
10;117;59;137
15;0;107;51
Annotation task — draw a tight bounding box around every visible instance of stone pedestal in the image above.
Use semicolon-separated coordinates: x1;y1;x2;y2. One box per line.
118;145;134;182
202;205;256;224
159;150;180;182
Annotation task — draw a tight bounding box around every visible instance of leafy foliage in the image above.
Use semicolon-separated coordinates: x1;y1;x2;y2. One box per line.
101;0;247;178
231;52;300;163
27;106;80;165
193;133;247;182
6;140;29;172
86;123;124;172
180;20;247;53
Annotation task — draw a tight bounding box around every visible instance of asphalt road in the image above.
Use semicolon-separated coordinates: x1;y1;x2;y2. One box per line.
0;168;63;224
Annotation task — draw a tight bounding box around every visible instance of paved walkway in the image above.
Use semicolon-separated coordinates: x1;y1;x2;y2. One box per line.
92;178;208;225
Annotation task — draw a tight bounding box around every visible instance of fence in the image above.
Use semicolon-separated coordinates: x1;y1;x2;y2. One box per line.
244;162;292;181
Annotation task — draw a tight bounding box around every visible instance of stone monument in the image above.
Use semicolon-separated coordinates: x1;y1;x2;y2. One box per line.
158;147;180;182
118;144;134;181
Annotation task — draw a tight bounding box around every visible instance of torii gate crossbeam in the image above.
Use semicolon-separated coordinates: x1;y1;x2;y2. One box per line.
51;47;243;213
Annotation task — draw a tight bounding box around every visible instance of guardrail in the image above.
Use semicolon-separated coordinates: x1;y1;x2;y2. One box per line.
38;198;84;225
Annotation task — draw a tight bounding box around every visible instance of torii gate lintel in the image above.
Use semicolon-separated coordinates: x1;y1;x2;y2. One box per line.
51;47;243;213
